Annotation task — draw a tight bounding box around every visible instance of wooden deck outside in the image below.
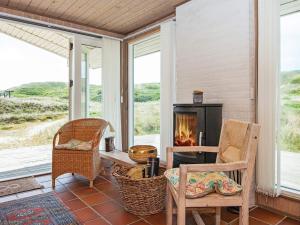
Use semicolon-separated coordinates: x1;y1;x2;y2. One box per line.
0;145;51;181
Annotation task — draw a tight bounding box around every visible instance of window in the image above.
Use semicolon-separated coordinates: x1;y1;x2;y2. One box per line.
279;12;300;192
129;34;161;151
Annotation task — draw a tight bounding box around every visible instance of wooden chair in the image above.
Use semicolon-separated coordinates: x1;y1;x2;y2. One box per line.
52;118;108;188
166;119;260;225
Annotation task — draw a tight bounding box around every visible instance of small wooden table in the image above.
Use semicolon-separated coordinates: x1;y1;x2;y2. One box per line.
100;150;166;168
100;150;138;167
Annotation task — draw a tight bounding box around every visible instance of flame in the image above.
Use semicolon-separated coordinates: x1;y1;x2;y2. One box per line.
176;116;193;139
175;114;196;146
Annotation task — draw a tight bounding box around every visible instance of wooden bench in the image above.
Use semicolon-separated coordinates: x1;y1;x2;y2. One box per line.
100;150;166;168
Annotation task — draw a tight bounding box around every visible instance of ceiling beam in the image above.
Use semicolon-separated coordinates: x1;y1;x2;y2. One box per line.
0;6;125;40
124;13;174;40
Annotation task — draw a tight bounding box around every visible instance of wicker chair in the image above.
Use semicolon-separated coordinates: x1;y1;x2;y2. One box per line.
52;118;108;188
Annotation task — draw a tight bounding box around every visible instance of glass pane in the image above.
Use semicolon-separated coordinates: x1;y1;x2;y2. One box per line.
88;47;102;118
279;13;300;191
81;45;102;118
133;51;160;150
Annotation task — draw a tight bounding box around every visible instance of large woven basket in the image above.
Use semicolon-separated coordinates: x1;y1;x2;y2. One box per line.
113;166;167;216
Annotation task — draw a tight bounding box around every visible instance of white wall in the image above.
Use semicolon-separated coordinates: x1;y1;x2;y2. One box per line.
175;0;256;122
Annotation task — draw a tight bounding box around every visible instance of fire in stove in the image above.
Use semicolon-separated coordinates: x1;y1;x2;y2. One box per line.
175;113;197;146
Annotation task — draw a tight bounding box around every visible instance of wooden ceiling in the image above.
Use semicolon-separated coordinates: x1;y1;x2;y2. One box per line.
0;0;188;37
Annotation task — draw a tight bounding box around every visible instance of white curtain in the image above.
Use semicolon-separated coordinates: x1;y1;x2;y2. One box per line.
257;0;281;197
102;37;122;150
160;20;176;161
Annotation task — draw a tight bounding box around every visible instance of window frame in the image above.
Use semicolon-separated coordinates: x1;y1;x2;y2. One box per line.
278;9;300;196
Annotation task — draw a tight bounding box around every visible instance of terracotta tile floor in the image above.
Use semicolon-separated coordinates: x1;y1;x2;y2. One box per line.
0;173;299;225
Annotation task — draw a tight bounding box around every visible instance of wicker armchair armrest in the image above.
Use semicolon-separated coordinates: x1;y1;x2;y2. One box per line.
52;131;61;149
91;122;109;150
91;129;104;150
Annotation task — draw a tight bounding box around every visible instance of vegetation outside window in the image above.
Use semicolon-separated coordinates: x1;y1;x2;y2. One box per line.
279;12;300;193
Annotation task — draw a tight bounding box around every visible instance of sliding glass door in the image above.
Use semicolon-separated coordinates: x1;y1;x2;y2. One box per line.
0;20;70;179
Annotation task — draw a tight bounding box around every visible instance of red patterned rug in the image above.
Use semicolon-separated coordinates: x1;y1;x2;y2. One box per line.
0;193;80;225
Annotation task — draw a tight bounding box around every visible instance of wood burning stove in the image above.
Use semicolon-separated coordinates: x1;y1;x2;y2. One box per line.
173;104;222;167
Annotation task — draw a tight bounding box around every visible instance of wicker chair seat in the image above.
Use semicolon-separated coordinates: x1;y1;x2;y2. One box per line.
55;138;93;151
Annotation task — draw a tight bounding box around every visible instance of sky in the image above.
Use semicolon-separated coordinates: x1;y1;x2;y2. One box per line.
281;12;300;72
134;52;160;84
0;28;160;90
0;33;68;90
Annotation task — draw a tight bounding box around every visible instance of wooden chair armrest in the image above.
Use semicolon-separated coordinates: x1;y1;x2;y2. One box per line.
181;161;248;172
178;163;188;199
167;146;219;153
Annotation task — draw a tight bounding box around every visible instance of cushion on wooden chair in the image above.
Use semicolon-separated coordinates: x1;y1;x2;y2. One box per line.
164;168;242;199
55;139;93;151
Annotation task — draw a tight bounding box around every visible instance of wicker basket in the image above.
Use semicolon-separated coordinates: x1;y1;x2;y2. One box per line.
113;166;167;216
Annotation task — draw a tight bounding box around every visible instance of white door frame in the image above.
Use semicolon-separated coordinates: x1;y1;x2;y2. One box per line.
70;34;102;120
68;40;73;121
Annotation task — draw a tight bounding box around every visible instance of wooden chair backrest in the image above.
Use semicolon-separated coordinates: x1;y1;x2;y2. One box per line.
217;119;251;163
241;123;260;198
58;118;108;144
217;119;260;197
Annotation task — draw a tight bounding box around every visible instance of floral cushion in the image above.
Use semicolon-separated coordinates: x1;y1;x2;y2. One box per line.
164;168;242;198
55;139;93;151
